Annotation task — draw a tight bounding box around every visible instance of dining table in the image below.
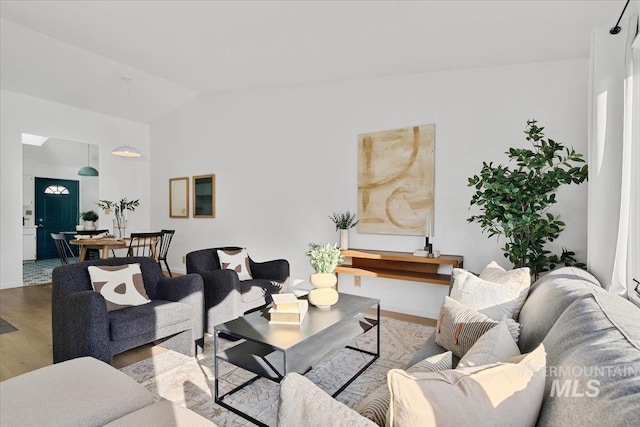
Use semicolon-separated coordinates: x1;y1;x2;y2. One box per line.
70;236;159;261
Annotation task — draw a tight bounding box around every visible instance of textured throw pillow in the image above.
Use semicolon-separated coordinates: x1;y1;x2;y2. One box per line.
387;344;547;427
88;263;150;312
450;268;520;320
356;352;452;426
435;297;500;358
217;248;253;280
457;320;520;369
479;261;531;320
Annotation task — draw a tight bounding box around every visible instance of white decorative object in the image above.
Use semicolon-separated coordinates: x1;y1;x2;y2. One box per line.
309;273;339;309
84;220;96;231
309;273;337;288
308;287;339;310
339;229;349;250
305;243;342;309
113;216;127;238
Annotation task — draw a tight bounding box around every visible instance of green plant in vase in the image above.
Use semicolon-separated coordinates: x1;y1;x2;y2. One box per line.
80;210;99;230
305;242;344;274
304;242;344;309
467;120;588;279
97;198;140;238
80;210;99;222
329;211;358;249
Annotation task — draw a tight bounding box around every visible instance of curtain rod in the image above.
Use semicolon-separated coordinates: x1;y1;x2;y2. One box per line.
610;0;631;35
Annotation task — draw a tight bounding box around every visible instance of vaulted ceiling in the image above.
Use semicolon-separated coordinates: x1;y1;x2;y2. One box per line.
0;1;628;123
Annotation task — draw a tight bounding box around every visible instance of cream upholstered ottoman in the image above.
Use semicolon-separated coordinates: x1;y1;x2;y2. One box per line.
0;357;216;426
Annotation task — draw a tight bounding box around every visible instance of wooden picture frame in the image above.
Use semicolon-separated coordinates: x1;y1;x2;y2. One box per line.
169;177;189;218
193;174;215;218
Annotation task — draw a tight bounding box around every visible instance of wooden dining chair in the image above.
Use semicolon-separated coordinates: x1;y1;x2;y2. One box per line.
51;233;76;265
157;229;175;277
127;232;163;259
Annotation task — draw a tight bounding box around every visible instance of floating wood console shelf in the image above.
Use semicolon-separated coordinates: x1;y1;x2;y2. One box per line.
335;249;463;285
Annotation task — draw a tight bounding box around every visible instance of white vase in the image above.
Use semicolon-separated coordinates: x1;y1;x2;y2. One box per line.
309;288;339;310
84;221;96;231
113;216;127;238
309;273;339;309
309;273;337;288
339;229;349;250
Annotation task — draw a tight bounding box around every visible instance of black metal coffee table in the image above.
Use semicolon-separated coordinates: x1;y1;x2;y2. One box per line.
214;292;380;427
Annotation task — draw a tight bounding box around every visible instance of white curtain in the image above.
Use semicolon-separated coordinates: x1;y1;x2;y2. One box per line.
628;16;640;307
611;15;640;304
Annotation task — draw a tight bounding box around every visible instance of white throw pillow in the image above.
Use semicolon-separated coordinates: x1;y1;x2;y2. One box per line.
450;268;520;320
479;261;531;320
217;248;253;280
88;263;150;312
457;320;520;369
387;344;546;427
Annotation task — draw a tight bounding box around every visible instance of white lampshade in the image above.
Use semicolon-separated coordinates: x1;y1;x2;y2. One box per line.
112;144;141;157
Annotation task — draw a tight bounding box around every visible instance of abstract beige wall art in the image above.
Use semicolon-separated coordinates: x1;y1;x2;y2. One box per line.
358;124;435;236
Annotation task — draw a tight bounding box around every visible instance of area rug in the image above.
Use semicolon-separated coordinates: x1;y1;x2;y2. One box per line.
120;316;434;426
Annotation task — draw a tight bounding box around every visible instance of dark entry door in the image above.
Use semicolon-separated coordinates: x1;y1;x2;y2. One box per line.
35;178;79;260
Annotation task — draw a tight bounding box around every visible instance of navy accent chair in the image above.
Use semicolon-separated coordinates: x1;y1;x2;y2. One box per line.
52;257;204;365
186;247;289;333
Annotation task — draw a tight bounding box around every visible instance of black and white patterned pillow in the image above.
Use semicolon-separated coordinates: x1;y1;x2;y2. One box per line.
88;263;150;312
217;248;253;280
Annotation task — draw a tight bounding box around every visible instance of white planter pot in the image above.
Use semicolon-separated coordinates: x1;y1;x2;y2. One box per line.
308;288;339;310
339;229;349;250
84;221;96;231
309;273;337;288
309;273;339;309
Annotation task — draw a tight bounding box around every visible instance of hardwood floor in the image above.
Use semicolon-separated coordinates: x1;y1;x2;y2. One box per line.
0;283;436;382
0;283;166;381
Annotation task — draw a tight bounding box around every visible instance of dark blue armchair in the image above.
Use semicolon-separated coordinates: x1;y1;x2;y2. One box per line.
52;257;204;364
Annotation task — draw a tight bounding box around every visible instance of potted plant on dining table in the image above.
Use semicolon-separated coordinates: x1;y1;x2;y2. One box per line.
80;210;99;231
97;198;140;238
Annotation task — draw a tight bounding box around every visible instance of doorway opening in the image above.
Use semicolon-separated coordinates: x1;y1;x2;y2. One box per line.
22;136;100;285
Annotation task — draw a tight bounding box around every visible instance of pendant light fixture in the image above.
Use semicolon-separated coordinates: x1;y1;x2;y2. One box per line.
78;144;99;176
112;75;141;157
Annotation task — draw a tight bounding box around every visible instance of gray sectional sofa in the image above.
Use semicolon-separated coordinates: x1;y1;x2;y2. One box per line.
277;267;640;426
0;356;215;426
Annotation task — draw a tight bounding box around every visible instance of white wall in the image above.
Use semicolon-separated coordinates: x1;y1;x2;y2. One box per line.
0;90;151;289
150;59;589;318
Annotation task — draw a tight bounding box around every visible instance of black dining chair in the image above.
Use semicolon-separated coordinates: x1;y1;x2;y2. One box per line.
127;232;163;258
157;229;175;277
51;233;76;265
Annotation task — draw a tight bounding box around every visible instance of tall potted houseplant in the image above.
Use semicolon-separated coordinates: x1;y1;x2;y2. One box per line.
305;242;344;309
329;211;358;250
467;120;588;279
